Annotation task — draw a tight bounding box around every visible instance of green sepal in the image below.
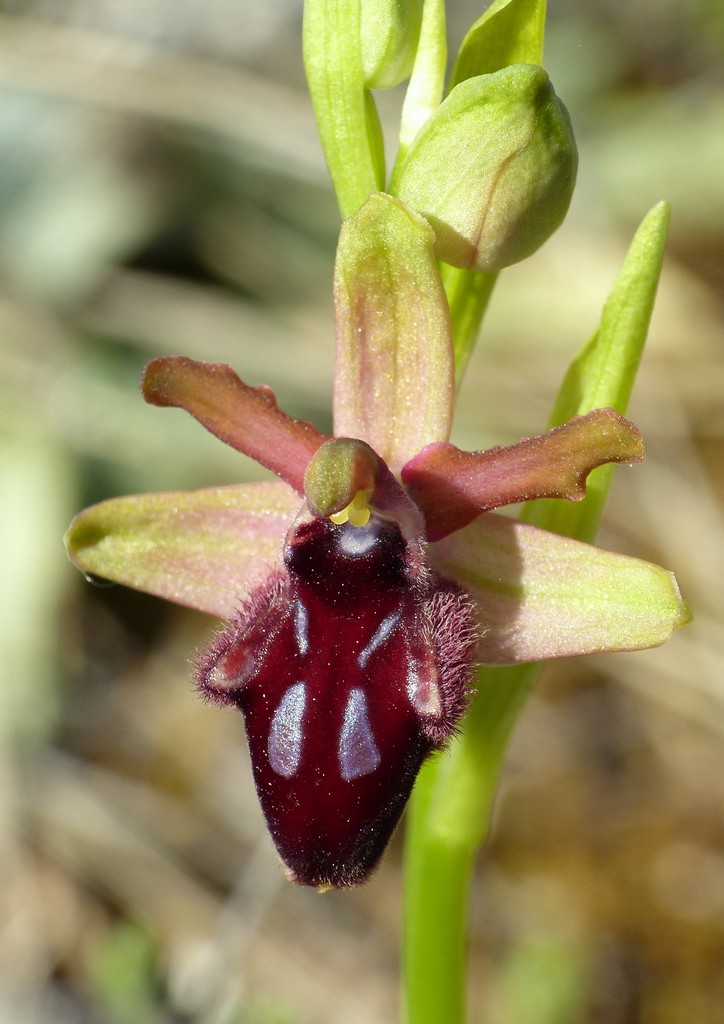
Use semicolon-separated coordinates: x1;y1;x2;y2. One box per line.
333;193;454;473
64;482;299;618
432;512;692;664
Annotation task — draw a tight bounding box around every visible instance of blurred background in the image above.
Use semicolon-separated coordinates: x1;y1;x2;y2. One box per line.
1;1;723;1021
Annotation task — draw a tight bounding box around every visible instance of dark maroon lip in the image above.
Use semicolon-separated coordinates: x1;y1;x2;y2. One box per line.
197;512;477;888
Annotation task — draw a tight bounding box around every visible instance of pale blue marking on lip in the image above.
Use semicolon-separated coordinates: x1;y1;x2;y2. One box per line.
268;682;306;778
339;687;381;781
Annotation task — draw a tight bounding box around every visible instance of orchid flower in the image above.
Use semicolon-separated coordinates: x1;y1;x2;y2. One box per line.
65;193;689;890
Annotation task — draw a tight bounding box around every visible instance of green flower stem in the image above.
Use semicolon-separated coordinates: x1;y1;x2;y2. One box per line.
402;202;670;1024
391;0;447;183
441;263;499;383
303;0;384;218
402;780;471;1024
403;663;540;1024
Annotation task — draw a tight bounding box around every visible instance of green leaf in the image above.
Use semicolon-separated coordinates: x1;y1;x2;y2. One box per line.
332;193;454;473
521;201;671;541
449;0;546;89
303;0;384;217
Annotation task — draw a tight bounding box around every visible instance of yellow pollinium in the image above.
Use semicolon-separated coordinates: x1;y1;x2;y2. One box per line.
330;489;372;528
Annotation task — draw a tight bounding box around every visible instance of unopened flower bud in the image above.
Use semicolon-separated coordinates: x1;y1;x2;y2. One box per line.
395;64;577;271
361;0;423;89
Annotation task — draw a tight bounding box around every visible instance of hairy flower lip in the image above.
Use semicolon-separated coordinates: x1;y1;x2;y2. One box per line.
62;38;691;890
195;494;478;888
64;191;690;889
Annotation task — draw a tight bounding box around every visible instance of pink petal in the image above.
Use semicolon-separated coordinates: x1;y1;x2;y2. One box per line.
333;193;454;473
402;409;645;540
64;482;300;617
143;357;330;493
430;512;691;664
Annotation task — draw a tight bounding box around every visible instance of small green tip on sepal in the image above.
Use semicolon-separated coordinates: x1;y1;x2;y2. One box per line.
676;600;694;630
64;517;98;562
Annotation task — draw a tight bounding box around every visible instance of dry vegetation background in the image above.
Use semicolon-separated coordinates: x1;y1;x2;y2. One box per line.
1;1;723;1022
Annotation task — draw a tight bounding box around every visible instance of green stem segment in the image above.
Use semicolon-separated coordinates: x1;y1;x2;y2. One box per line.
402;774;472;1024
392;0;447;182
403;664;540;1024
441;264;499;383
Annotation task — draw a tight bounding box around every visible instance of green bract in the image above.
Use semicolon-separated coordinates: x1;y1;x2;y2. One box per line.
395;63;577;271
449;0;545;86
361;0;423;89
